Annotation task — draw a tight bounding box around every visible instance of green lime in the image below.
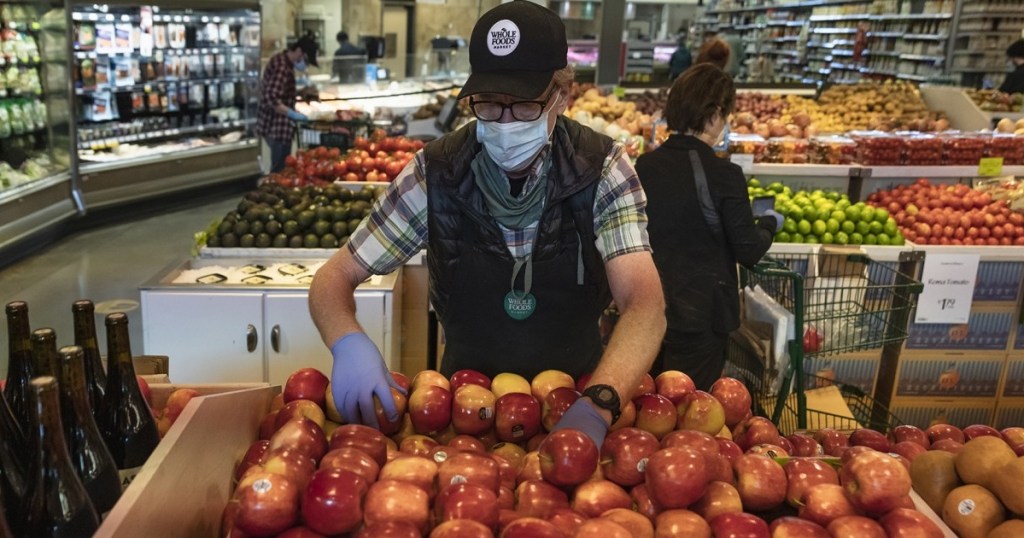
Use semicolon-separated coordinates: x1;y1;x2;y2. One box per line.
821;232;835;244
855;221;871;235
812;220;827;237
790;207;805;221
802;207;816;221
891;233;905;246
869;221;884;235
836;199;851;211
797;220;812;235
864;234;878;245
768;182;785;193
830;210;846;223
841;221;856;234
876;233;891;245
748;178;761;188
826;219;840;234
874;207;889;223
791;233;805;244
776;231;791;242
806;234;820;244
836;231;849;245
783;219;798;234
850;232;863;245
845;206;861;222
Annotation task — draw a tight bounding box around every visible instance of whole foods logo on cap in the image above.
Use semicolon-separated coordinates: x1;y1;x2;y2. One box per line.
487;19;520;57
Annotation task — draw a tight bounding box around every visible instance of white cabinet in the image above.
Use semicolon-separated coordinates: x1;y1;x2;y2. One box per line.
141;262;401;386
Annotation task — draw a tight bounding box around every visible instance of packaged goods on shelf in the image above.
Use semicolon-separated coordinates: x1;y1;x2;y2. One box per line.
902;133;943;166
808;136;857;165
728;134;767;163
851;131;906;165
764;137;809;164
940;132;988;165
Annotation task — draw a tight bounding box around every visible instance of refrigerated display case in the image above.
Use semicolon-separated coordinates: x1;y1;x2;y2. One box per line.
0;0;76;253
69;0;261;210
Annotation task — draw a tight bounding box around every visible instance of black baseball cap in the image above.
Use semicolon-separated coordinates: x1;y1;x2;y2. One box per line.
1008;39;1024;59
459;1;568;100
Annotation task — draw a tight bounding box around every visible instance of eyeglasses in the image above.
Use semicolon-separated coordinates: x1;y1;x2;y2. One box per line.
469;87;557;122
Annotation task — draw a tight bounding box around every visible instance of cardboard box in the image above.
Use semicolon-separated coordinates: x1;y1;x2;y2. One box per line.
994;398;1024;429
894;354;1004;398
805;354;879;396
96;384;273;538
890;397;996;429
1003;355;1024;397
974;261;1024;302
906;307;1015;351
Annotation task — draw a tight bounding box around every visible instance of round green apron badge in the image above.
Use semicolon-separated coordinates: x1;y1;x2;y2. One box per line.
506;255;535;320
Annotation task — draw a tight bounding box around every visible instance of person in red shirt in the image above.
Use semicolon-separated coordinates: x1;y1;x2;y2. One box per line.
257;35;318;173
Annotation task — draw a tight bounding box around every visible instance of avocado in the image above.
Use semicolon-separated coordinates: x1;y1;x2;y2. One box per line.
338;189;353;202
265;220;282;236
220;232;238;248
303;233;321;248
217;220;233;235
279;208;295;222
239;233;256;248
297;210;316;229
332;221;347;238
272;233;288;248
255;233;272;248
206;234;221;247
249;220;265;236
313;220;331;237
347;218;364;233
233;220;251;236
320;234;339;248
288;235;304;248
283;220;300;236
316;206;333;222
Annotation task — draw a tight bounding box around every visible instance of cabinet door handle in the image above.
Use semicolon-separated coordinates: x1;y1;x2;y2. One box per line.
271;325;281;353
246;324;258;352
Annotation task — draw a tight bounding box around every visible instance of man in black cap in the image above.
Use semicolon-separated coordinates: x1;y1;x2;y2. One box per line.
309;0;665;448
1000;39;1024;95
256;35;318;173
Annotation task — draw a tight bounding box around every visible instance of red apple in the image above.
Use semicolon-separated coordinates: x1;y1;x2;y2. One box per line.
769;517;828;537
493;392;541;444
783;457;839;507
497;485;514;510
300;468;367;535
1001;427;1024;446
491;373;532;399
537;429;599;488
633;373;656;398
890;441;927;463
840;446;876;465
448;434;487;454
929;438;964;453
676;391;726;435
319;446;380;484
633;393;677;440
233;471;300;536
450;369;492;393
839;451;911;515
570;479;631;518
499;517;564;538
889;425;930;449
373;388;407;436
329;424;388;467
735;417;781;451
716;438;744;464
644;446;708;509
545;507;586;536
877;507;944;538
438;451;501;494
734;454;786;511
283;368;330;408
137;375;152;408
490;442;526;472
962;424;1001;441
691;480;742;522
390;371;411;392
540;387;580;432
655;370;696;405
530;370;575;402
275;399;327;430
277;526;325;538
814;428;850;457
408;385;453;435
412;370;451;391
849;429;891;452
926;423;964;444
798;483;857;527
379;454;438;497
514;479;569;518
363;479;430;533
429;519;492;538
268;417;328;463
825;515;887;538
434;482;499;531
256;447;317;492
354;521;422;538
259;411;279;440
451;384;497;436
492;453;517;491
708;513;769;538
516;451;543;484
574;518;631;537
601;427;660;487
602;507;654;537
786;434;823;457
399;434;440;457
161;388;201;423
235;440;271;481
710;377;752;428
630;483;659;522
745;443;789;458
654;509;710;537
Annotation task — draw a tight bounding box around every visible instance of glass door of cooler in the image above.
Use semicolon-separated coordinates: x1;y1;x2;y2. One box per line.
0;0;77;254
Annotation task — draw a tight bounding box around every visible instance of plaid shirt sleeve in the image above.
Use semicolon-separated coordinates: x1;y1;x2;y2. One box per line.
257;53;297;141
593;143;651;261
346;152;429;274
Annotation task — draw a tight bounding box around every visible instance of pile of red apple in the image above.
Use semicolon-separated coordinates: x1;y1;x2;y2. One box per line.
867;179;1024;246
220;367;955;537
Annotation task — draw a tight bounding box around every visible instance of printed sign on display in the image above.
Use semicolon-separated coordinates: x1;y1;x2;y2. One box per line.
914;253;980;324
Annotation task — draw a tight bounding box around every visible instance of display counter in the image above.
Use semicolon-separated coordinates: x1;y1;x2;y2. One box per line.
139;258;401;386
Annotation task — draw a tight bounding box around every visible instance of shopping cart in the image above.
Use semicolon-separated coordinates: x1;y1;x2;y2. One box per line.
295;115;373;151
727;250;924;434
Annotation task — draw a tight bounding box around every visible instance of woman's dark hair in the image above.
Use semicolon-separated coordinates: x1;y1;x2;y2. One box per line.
695;38;731;71
665;63;736;134
1008;39;1024;59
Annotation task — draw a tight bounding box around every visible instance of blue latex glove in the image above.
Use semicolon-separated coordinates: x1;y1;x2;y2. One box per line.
760;209;785;233
286;109;308;122
330;332;405;429
550;399;609;448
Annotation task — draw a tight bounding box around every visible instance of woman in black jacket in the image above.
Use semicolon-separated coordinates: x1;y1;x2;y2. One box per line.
635;64;781;390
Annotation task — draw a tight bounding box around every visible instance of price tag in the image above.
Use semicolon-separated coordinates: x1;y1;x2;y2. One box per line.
978;157;1004;177
612;86;625;98
914;253;980;324
730;153;755;174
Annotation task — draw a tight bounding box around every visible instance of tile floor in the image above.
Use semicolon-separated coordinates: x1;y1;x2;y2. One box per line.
0;193;241;379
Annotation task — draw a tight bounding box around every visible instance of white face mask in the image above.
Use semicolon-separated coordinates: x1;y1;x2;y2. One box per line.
476;95;559;172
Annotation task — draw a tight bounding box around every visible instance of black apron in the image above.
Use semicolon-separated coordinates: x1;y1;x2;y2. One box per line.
438;203;604;380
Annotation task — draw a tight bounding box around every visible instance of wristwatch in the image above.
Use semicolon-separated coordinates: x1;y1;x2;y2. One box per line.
582;384;621;425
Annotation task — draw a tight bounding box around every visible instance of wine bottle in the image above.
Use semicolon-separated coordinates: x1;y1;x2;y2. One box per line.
57;345;121;516
0;392;26;535
4;300;34;434
0;485;14;538
100;313;159;492
23;376;100;537
30;328;61;379
72;300;107;422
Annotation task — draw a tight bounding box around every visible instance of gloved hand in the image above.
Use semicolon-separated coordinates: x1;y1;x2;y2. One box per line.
550;399;609;448
760;209;785;233
330;332;405;429
286;109;308;122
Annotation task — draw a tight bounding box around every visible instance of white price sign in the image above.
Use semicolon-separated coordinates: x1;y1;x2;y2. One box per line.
914;254;980;324
730;153;754;174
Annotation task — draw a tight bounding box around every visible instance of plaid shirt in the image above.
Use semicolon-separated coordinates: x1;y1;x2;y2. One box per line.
256;51;297;142
347;142;650;274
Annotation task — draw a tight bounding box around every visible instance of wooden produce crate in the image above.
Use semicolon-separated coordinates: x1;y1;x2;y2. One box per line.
96;384;274;538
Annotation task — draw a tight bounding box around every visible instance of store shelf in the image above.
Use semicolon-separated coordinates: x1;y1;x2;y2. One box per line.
706;0;872;15
74;75;257;96
958;11;1024;19
0;172;77;254
899;54;944;62
77;119;253;150
812;27;858;34
0;171;71;206
809;13;952;22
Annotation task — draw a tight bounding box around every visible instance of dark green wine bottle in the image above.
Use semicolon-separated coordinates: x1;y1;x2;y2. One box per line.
23;376;100;537
0;391;26;535
4;301;34;435
57;345;121;517
30;328;60;379
100;313;159;492
72;300;107;423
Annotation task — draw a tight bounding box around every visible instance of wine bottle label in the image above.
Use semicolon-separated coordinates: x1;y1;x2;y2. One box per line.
119;465;143;491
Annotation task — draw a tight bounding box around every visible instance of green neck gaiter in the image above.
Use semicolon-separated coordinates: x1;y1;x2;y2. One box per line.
471;150;548;230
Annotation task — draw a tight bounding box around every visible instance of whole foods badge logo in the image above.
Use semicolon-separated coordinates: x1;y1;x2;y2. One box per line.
487;19;520;57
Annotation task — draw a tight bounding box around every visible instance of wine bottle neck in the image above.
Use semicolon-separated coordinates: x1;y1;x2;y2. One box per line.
59;348;94;417
30;335;59;379
6;312;31;356
107;324;135;373
30;379;72;467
